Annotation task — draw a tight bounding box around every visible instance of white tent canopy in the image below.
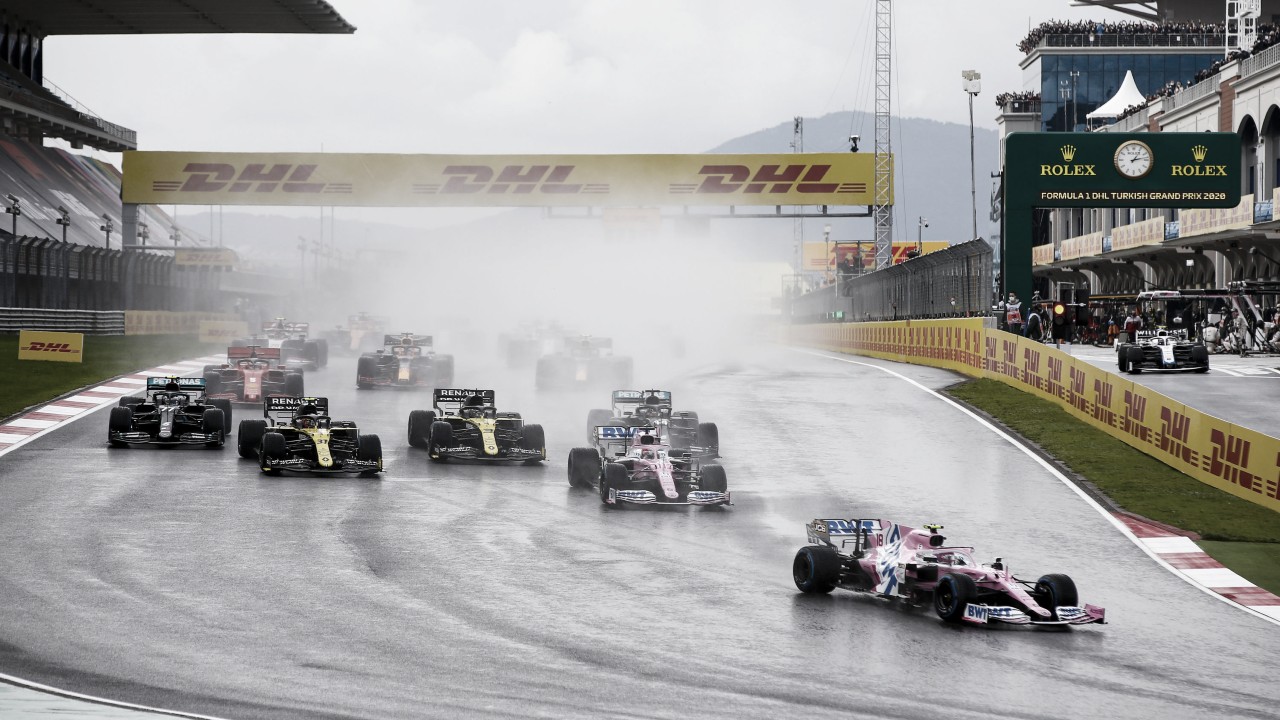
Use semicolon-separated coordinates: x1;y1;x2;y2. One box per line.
1086;70;1148;120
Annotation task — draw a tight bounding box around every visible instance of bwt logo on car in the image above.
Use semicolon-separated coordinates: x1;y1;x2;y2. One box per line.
670;165;865;195
21;342;79;354
598;427;636;438
152;164;351;194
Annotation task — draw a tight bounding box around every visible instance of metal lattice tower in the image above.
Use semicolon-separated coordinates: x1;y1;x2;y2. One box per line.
791;116;804;273
1227;0;1260;56
873;0;893;269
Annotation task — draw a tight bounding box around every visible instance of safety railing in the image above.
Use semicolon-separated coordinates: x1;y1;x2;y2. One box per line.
1166;77;1218;111
0;308;124;334
1241;41;1280;77
1038;32;1225;50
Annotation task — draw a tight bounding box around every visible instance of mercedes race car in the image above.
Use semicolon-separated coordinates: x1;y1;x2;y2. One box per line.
356;333;454;390
1116;327;1209;374
108;376;231;448
407;388;544;463
792;519;1106;628
236;396;382;476
585;390;719;457
259;318;328;370
204;345;304;405
567;425;729;507
536;336;632;391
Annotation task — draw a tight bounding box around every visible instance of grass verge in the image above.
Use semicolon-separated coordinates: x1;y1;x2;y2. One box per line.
946;379;1280;594
0;334;221;420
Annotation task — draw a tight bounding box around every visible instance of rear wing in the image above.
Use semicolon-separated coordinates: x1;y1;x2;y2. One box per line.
264;395;329;423
434;388;495;415
594;425;657;456
806;518;881;548
384;333;432;348
227;345;281;360
146;376;205;392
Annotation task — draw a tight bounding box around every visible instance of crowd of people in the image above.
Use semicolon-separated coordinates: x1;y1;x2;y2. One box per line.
1018;19;1227;55
994;90;1040;110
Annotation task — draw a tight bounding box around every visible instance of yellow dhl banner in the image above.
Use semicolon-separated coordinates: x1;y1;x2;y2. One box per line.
791;319;1280;514
18;330;84;363
126;311;240;336
198;320;248;344
175;247;238;269
122;152;886;208
802;241;950;272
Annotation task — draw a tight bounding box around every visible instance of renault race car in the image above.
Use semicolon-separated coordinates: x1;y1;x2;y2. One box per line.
108;376;231;448
356;333;454;390
1116;326;1210;374
792;519;1106;628
407;388;544;463
585;390;719;457
567;425;729;507
536;336;632;391
204;345;304;405
236;396;382;476
260;318;328;369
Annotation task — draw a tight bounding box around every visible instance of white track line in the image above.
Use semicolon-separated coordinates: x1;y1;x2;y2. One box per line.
795;348;1280;628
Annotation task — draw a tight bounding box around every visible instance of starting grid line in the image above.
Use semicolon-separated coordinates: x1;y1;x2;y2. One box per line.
0;356;223;458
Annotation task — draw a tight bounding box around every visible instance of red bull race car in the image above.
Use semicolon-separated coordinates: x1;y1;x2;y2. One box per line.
567;425;729;507
536;336;632;391
356;333;454;390
204;345;304;406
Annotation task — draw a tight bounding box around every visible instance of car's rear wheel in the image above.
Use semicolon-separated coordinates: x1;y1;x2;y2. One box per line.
520;424;545;463
793;545;841;594
1126;346;1144;374
436;355;454;387
204;371;223;396
934;573;977;622
238;420;267;459
699;464;727;494
118;396;143;409
429;421;453;461
357;434;383;476
201;408;225;447
210;399;233;435
567;447;600;488
284;372;304;396
356;356;377;389
108;406;133;447
408;410;435;448
260;431;287;474
1116;344;1130;373
1034;573;1079;620
601;462;629;504
698;422;720;457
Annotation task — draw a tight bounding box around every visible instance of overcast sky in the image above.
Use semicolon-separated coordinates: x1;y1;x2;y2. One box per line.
44;1;1130;157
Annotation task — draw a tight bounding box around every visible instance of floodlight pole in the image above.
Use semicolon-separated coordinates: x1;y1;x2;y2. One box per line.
962;70;981;242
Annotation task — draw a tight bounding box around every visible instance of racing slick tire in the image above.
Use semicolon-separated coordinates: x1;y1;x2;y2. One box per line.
201;408;225;448
1034;574;1079;620
792;545;841;594
567;447;601;488
698;422;720;457
284;372;305;397
407;410;436;448
210;399;233;435
520;424;546;463
238;420;268;459
356;356;377;390
934;573;978;623
108;406;133;447
118;396;143;408
356;434;383;476
699;464;728;494
586;408;612;442
428;421;453;462
1125;346;1144;374
601;462;630;504
1191;345;1210;373
260;431;287;474
436;355;455;387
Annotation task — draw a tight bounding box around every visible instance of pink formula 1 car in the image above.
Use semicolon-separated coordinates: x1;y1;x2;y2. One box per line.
793;519;1106;627
568;426;729;507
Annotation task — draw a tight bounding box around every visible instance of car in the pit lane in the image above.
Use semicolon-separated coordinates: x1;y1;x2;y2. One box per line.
204;345;304;406
356;333;454;390
567;425;729;507
535;335;632;391
108;376;231;448
585;389;719;458
236;395;382;476
792;519;1106;627
407;388;545;464
1116;326;1210;374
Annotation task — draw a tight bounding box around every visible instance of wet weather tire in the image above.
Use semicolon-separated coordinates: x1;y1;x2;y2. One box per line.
520;424;546;463
260;432;287;474
284;372;304;397
793;545;841;594
201;408;225;447
698;422;719;457
429;421;453;461
601;462;629;504
357;434;383;475
934;573;977;623
1034;574;1079;619
238;420;267;459
108;406;133;447
700;464;727;494
568;447;600;488
408;410;435;448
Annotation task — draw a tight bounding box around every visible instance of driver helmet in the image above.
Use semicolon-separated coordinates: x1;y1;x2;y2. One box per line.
294;416;316;429
641;449;655;460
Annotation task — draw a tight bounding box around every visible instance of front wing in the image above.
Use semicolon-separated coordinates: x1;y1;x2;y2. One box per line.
605;488;731;507
961;603;1106;626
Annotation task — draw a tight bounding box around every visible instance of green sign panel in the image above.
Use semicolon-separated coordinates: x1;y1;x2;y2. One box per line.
1002;132;1241;303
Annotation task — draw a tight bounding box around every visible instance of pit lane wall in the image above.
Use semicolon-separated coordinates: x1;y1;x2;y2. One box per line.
791;319;1280;514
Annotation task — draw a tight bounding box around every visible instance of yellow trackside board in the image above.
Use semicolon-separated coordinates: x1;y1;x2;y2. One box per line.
18;330;83;363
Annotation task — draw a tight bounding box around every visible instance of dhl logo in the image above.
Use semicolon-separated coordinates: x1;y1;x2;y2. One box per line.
21;342;79;353
413;165;608;195
1158;407;1194;464
152;163;352;195
670;164;865;195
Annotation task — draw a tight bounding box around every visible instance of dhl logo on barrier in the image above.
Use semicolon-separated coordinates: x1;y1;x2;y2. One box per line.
123;152;883;208
198;320;249;344
791;319;1280;513
18;330;83;363
126;312;240;336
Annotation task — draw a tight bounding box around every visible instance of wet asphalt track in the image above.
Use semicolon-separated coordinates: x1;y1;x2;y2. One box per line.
0;343;1275;720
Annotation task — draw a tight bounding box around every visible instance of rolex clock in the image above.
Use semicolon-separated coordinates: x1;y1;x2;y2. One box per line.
1114;140;1153;179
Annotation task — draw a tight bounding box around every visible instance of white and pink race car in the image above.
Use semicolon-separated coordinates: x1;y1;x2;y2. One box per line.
567;426;729;507
793;519;1106;627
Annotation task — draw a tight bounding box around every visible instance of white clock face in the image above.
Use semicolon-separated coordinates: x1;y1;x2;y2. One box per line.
1115;141;1153;178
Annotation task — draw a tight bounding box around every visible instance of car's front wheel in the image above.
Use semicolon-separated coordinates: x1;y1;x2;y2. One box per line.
934;573;977;622
567;447;600;488
1034;573;1079;620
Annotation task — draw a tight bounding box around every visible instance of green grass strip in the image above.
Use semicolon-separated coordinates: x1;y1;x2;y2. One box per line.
946;379;1280;593
0;334;222;420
